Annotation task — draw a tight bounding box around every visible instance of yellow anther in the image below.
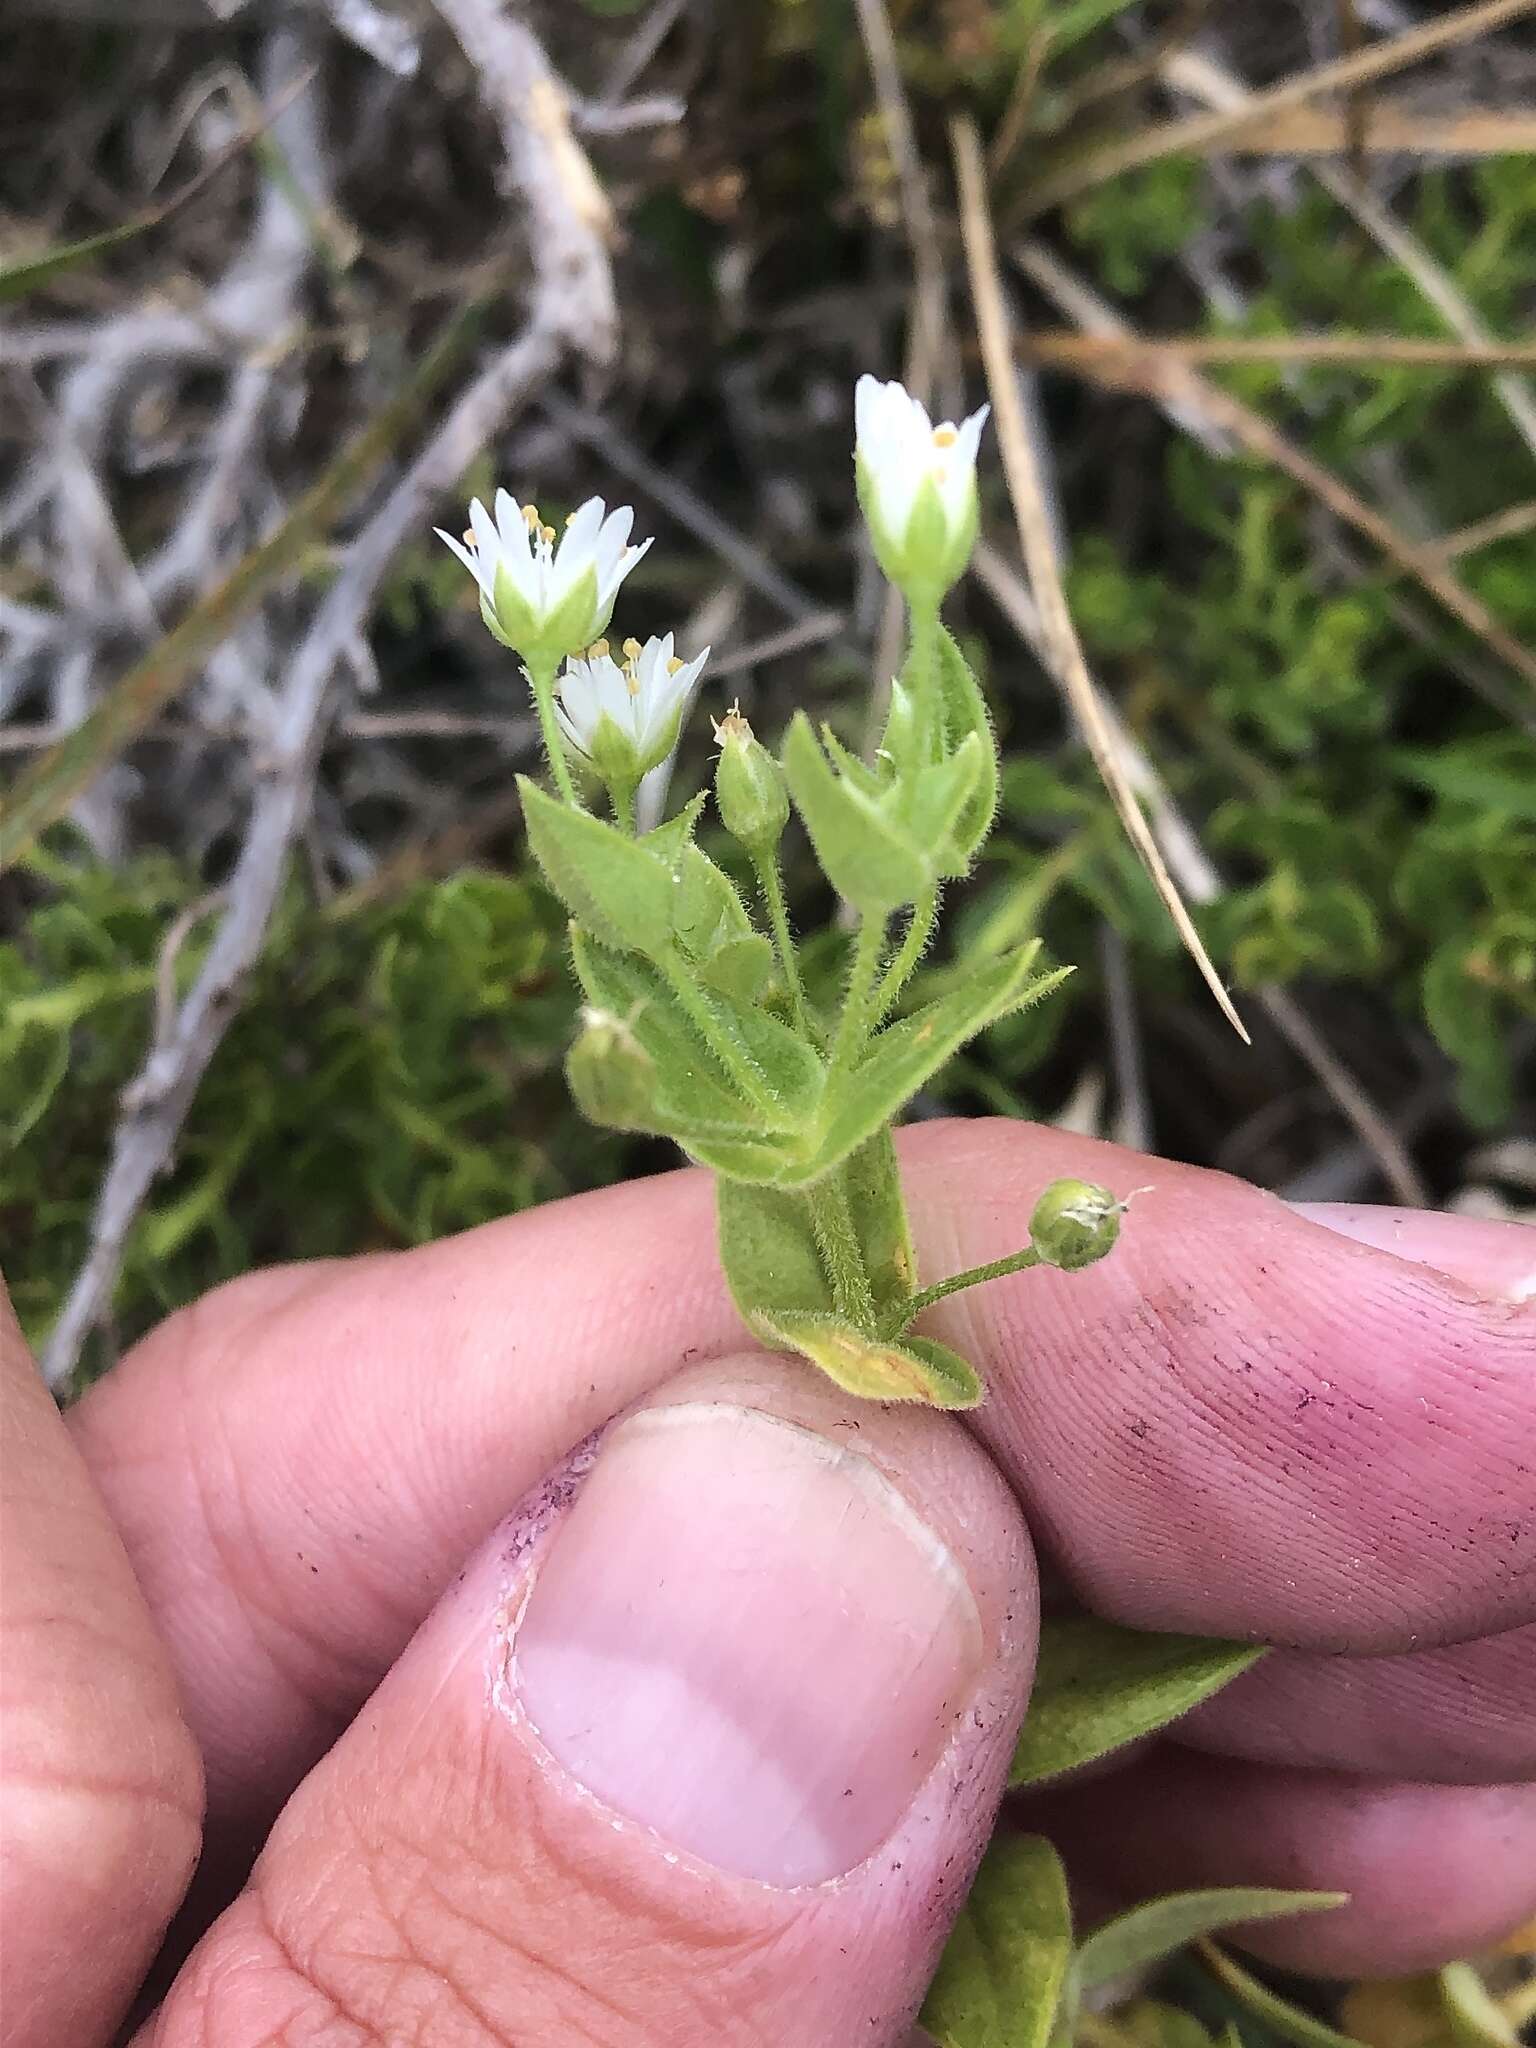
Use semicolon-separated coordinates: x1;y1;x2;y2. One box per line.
539;524;556;546
521;504;540;530
588;638;609;659
461;527;477;549
622;637;642;661
667;656;685;675
932;424;958;448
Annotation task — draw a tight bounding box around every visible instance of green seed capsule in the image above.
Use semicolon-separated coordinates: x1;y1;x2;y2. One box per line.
1028;1177;1126;1272
714;708;789;854
566;1009;658;1131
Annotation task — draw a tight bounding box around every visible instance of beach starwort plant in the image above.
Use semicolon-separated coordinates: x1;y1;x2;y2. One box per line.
438;375;1337;2026
439;375;1128;1409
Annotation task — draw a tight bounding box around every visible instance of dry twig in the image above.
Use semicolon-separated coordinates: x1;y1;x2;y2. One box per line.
40;10;621;1385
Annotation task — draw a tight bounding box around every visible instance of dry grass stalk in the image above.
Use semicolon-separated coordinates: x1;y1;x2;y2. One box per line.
950;112;1249;1045
1022;333;1536;371
1020;0;1536;215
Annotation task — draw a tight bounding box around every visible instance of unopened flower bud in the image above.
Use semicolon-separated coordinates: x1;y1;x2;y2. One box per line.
566;1008;658;1131
714;707;789;853
1029;1178;1128;1272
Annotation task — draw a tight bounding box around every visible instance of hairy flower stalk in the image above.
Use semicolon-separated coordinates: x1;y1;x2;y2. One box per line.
457;374;1125;1411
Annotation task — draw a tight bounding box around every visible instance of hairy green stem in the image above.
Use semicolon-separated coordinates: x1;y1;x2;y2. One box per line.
526;656;579;807
908;599;941;765
807;1174;876;1326
875;885;939;1020
610;778;637;834
751;851;810;1036
897;1244;1042;1330
829;911;887;1078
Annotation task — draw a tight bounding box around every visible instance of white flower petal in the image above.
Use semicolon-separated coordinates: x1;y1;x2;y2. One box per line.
599;531;651;611
435;528;480;580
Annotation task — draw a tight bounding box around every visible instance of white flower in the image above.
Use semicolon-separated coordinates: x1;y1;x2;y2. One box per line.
436;491;651;663
556;632;709;783
854;374;988;598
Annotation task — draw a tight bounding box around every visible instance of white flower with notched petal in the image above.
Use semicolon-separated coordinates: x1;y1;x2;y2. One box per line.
854;375;989;600
556;632;709;787
436;491;651;665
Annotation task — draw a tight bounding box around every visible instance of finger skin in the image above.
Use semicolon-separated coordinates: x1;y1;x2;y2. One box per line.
69;1121;1536;1842
1175;1622;1536;1784
917;1123;1536;1650
0;1279;204;2048
1021;1749;1536;1978
141;1357;1036;2048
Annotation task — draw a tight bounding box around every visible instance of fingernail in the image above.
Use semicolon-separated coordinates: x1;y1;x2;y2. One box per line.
512;1401;984;1887
1288;1202;1536;1303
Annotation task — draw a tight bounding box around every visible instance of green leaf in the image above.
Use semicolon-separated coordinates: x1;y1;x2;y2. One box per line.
1119;2001;1219;2048
841;1128;918;1318
1010;1617;1263;1787
922;1834;1073;2048
642;792;706;869
520;781;675;957
699;932;774;1003
570;931;789;1140
1440;1964;1521;2048
717;1177;836;1324
671;846;772;1000
787;947;1068;1187
751;1309;982;1406
907;733;986;880
673;844;754;955
0;221;150;303
1393;741;1536;822
935;628;999;869
783;712;931;912
1076;1890;1344;1992
1199;1943;1365;2048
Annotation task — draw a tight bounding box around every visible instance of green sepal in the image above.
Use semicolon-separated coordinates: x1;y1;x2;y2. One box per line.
1010;1615;1264;1788
479;590;519;649
520;780;673;957
782;945;1069;1187
782;712;930;913
935;626;998;868
501;561;603;666
922;1834;1073;2048
750;1308;982;1407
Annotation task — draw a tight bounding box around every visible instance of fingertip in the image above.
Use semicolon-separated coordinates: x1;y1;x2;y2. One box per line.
1287;1202;1536;1304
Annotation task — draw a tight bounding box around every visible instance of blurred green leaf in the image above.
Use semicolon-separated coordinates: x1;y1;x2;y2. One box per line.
1011;1618;1263;1787
922;1834;1073;2048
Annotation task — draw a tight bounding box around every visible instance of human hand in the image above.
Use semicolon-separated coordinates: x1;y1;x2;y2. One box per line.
4;1120;1534;2048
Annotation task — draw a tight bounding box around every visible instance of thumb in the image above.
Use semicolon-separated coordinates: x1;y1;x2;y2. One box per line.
144;1356;1035;2048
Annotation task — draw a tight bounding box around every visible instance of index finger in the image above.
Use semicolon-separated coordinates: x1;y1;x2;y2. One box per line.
68;1118;1536;1832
